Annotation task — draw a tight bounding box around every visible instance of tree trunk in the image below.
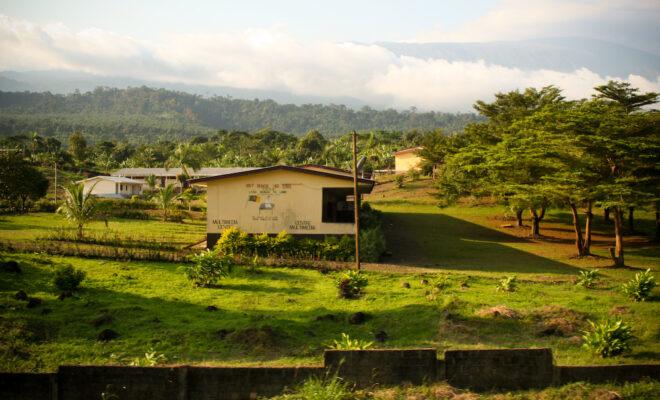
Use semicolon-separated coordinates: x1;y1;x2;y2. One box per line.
539;207;546;221
515;209;524;227
628;207;634;233
582;201;593;255
77;224;84;240
604;207;610;223
530;208;541;237
569;203;585;256
610;206;625;267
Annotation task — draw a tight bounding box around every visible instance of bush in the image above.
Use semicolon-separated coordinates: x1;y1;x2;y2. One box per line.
336;270;368;299
214;228;358;262
622;269;656;302
582;319;633;357
184;249;234;287
394;174;405;188
359;202;383;229
407;168;421;181
327;333;373;350
168;210;190;223
53;265;86;291
496;275;518;292
359;227;386;262
31;198;58;213
273;374;353;400
576;270;598;288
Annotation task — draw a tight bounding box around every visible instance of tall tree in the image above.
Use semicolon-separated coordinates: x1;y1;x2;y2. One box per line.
68;131;87;167
155;183;179;221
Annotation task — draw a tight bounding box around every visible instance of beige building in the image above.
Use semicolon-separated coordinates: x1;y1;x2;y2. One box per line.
78;176;144;198
189;165;375;248
394;147;423;173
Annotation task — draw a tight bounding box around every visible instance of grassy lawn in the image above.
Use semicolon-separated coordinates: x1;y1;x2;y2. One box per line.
0;178;658;373
0;213;206;246
1;251;658;372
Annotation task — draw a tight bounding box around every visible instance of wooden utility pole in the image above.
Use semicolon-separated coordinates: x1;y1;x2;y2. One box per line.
352;131;361;270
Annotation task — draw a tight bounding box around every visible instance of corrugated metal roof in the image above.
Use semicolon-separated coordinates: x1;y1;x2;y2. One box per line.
112;167;259;178
77;176;144;184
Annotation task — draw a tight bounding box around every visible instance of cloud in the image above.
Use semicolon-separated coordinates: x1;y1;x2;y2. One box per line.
0;15;658;112
415;0;660;54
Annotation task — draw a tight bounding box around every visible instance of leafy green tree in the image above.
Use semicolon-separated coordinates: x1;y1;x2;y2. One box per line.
593;81;659;113
68;131;87;166
57;183;99;239
0;152;49;212
155;183;178;221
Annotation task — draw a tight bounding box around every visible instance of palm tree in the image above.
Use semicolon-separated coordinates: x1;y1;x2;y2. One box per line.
155;183;178;221
57;183;99;239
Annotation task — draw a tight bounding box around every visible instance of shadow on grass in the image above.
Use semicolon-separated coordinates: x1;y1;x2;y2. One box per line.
381;212;577;274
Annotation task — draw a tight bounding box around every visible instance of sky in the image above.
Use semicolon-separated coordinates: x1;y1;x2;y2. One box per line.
0;0;659;111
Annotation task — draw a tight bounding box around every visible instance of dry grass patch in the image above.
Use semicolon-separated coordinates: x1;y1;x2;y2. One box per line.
475;305;521;319
532;305;587;337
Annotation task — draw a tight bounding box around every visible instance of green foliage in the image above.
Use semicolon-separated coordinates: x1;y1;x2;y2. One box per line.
496;275;518;292
57;183;100;239
359;227;386;262
0;87;480;141
154;183;179;221
214;228;356;261
576;270;598;289
273;374;353;400
336;270;368;299
0;152;49;212
327;333;373;350
184;249;233;287
53;265;86;291
407;168;421;181
622;269;656;302
582;319;633;358
129;348;167;367
394;174;405;188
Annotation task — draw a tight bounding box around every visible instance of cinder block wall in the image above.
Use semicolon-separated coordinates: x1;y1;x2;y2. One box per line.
1;349;659;400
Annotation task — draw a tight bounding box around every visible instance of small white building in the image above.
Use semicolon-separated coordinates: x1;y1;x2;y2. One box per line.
112;167;257;188
78;176;144;199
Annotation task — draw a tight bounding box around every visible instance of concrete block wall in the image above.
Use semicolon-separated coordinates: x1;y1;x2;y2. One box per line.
325;348;438;387
1;349;659;399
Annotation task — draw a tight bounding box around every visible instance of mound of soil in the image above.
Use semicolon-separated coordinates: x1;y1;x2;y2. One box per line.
348;312;369;325
475;305;520;319
374;330;388;342
97;329;119;342
90;313;113;328
227;325;282;350
533;306;586;337
26;297;42;309
14;290;28;301
315;314;338;322
1;260;21;273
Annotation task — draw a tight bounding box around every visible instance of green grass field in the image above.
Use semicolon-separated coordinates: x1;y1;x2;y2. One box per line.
0;178;658;375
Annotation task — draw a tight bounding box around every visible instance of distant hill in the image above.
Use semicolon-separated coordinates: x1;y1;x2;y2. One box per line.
378;37;660;80
0;87;480;142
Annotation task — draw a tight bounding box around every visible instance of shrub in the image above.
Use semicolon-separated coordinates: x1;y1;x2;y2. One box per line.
582;319;633;357
359;202;383;229
53;265;86;291
576;270;598;288
622;269;656;302
273;374;353;400
496;275;518;292
184;249;234;287
359;227;386;262
31;198;58;213
336;270;368;299
328;333;373;350
407;168;421;181
216;227;250;255
394;174;405;188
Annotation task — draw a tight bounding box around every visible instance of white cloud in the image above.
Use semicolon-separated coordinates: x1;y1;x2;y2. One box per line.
415;0;660;49
0;15;658;112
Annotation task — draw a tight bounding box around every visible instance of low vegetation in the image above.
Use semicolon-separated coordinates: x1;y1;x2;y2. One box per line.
582;319;634;358
622;269;656;302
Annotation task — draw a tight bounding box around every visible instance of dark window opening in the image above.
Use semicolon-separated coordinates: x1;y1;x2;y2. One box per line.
322;188;354;223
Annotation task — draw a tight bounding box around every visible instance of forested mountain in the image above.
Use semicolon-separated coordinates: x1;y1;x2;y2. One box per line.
0;87;481;142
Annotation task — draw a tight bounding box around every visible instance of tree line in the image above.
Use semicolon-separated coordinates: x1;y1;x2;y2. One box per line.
0;86;481;142
427;81;659;267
